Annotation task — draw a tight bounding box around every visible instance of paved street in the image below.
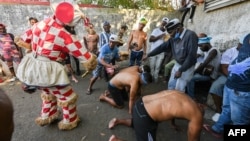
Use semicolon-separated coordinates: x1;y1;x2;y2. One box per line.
1;67;223;141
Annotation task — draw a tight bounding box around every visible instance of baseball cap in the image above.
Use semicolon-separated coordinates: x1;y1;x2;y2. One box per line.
162;17;169;23
165;18;181;33
109;34;119;42
139;17;148;25
103;21;110;26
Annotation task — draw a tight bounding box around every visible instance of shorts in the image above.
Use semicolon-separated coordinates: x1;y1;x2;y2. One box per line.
132;98;158;141
108;82;128;107
92;64;103;78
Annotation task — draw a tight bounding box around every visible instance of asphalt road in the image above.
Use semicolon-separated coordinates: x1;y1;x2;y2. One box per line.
0;67;223;141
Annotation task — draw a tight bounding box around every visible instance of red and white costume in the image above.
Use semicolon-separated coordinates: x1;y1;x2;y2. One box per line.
17;2;93;130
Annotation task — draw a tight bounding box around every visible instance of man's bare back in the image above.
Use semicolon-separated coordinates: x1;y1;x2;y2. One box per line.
108;90;203;141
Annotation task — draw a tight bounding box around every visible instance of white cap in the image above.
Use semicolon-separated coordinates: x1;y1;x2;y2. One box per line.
162;17;169;23
109;34;120;42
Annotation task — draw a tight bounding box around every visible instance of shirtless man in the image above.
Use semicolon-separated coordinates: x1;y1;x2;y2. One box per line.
127;17;148;66
83;28;99;55
99;65;152;114
0;89;14;141
108;90;204;141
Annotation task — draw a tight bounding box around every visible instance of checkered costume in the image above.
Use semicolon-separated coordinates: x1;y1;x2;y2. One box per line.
16;16;92;130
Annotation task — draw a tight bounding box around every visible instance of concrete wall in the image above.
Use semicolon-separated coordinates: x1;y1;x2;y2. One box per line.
0;1;249;52
185;1;250;51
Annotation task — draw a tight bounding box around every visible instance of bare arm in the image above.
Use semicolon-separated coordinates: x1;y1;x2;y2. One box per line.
127;31;134;51
143;33;147;54
220;64;229;76
195;49;217;73
128;82;139;114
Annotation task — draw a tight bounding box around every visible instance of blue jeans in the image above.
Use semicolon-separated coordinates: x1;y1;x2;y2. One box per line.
129;50;143;66
212;86;250;134
186;73;211;99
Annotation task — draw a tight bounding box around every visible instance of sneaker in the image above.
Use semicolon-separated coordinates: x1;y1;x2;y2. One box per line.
188;19;192;23
212;113;220;122
203;124;223;138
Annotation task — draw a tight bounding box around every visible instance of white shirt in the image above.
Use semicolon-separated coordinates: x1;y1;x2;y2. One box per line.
149;28;166;51
220;46;239;64
186;0;195;8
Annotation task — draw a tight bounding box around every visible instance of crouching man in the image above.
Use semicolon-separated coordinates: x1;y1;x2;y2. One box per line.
99;65;152;114
108;90;204;141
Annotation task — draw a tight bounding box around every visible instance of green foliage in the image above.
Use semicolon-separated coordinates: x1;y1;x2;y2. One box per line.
79;0;175;11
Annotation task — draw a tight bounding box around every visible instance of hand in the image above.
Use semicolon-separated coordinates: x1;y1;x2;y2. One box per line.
142;55;148;61
174;71;182;79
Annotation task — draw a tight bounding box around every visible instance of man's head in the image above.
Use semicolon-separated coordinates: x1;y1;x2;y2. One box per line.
29;17;38;26
165;18;182;37
138;17;147;31
140;65;151;73
109;34;120;48
0;24;6;34
140;72;153;85
103;21;111;33
198;36;212;52
160;17;169;31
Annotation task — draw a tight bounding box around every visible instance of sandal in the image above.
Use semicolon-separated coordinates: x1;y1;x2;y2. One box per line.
86;89;92;95
203;124;223;138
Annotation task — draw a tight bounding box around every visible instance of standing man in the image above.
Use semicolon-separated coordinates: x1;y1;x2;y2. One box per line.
149;17;169;82
203;33;250;138
99;21;112;51
0;23;21;82
16;2;97;130
127;17;148;66
143;18;198;92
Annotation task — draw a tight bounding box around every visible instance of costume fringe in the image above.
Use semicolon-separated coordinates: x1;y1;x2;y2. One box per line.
35;111;60;126
41;92;56;101
58;116;80;130
57;94;78;107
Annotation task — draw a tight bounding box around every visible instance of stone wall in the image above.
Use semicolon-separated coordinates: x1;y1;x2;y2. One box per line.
0;1;249;52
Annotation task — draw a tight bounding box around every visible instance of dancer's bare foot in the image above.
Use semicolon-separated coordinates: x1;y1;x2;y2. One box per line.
108;118;117;129
109;135;123;141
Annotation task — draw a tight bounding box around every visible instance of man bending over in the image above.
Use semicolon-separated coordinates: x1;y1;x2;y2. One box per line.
108;90;204;141
99;65;152;114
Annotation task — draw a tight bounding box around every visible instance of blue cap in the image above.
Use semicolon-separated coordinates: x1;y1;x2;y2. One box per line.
198;37;212;44
103;21;110;26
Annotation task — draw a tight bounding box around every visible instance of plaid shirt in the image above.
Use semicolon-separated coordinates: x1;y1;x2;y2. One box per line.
21;16;90;62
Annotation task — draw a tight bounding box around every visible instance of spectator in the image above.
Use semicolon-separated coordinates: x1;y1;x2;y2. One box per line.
179;0;199;24
143;18;198;92
0;89;14;141
29;17;38;26
0;23;21;82
149;17;169;82
208;35;242;122
203;33;250;138
127;17;148;66
186;36;221;100
83;28;99;56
